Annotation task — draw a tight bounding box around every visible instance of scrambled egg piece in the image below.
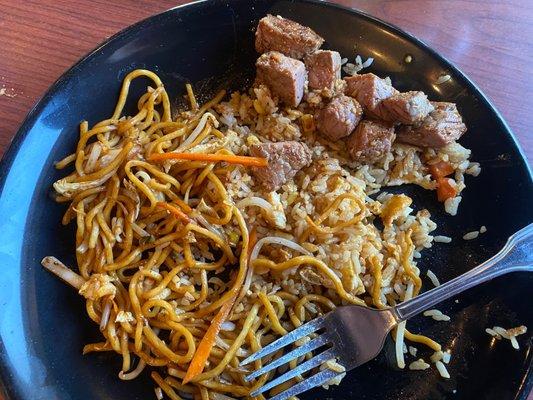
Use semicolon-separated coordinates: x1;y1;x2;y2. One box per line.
381;194;412;225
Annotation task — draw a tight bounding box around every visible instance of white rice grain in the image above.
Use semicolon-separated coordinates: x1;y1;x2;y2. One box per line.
444;196;462;216
426;269;441;287
423;309;451;322
465;162;481;176
486;328;499;338
434;235;452;243
487;325;527;350
436;361;450;378
435;74;451;85
361;57;374;68
493;326;511;339
220;321;236;331
510;336;520;350
479;225;487;233
463;230;479;240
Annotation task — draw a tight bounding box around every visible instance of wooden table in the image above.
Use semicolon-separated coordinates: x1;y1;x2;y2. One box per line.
0;1;531;399
0;0;532;164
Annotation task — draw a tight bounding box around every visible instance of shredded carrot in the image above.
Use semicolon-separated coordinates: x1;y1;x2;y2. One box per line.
436;178;457;202
156;202;191;223
149;152;268;167
429;160;454;179
182;226;256;383
182;292;237;384
182;225;256;384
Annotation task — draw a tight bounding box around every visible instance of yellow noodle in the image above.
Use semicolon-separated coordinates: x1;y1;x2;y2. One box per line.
45;69;443;400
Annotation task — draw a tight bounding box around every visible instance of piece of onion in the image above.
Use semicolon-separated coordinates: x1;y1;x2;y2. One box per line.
118;359;146;380
192;212;225;240
154;387;163;400
236;196;274;216
250;236;312;262
131;222;150;238
122;179;141;220
395;283;414;369
220;321;236;331
236;259;255;306
99;298;112;330
215;336;230;351
237;236;311;305
53;169;116;198
215;336;249;356
178;112;218;150
134;170;151;183
41;256;85;290
85;142;102;173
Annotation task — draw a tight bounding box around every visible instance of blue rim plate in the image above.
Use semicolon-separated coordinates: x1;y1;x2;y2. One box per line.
0;1;532;399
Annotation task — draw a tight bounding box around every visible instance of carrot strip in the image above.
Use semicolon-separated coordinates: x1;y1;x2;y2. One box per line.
182;225;255;383
436;178;457;202
182;292;237;384
149;152;268;167
429;160;454;179
156;202;192;223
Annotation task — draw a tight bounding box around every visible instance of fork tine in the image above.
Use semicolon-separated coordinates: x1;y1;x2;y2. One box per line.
268;368;341;400
244;333;330;382
240;316;326;366
250;348;336;397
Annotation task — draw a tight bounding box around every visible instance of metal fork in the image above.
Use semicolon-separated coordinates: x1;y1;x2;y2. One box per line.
241;223;533;400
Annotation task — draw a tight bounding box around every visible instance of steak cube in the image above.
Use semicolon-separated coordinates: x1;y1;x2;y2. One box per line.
396;102;466;148
256;51;307;107
380;91;434;124
250;141;312;191
305;50;342;90
346;119;396;162
344;73;398;116
315;95;363;140
255;14;324;59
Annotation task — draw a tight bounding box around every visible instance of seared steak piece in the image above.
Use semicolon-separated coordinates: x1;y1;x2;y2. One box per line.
305;50;342;91
380;91;434;124
256;51;307;107
255;15;324;59
344;73;398;116
315;95;363;140
396;102;466;148
346;119;396;162
250;141;312;191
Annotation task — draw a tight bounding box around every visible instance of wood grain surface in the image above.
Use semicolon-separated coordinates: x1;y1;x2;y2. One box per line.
0;0;531;399
0;0;531;164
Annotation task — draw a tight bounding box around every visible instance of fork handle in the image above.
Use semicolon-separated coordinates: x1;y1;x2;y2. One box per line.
394;223;533;322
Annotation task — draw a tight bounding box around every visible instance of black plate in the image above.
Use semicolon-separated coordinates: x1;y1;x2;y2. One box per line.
0;1;531;399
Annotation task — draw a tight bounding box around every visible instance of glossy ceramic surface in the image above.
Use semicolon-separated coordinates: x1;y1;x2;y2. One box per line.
0;1;531;399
